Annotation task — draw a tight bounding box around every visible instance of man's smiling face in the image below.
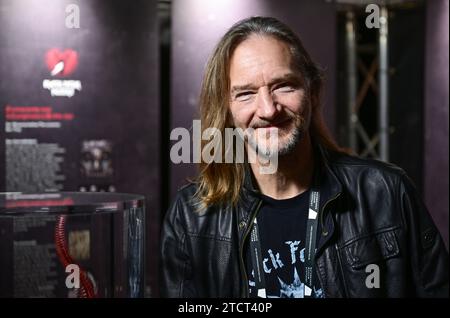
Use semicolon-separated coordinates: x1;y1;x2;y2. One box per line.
229;34;311;157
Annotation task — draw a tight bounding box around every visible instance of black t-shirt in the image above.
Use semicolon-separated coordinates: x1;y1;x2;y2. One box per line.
246;190;324;298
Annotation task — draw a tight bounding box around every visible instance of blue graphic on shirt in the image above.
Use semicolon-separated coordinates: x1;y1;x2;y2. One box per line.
278;267;303;298
248;240;324;298
277;267;323;298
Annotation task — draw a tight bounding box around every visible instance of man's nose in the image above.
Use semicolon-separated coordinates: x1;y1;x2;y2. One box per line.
256;87;278;120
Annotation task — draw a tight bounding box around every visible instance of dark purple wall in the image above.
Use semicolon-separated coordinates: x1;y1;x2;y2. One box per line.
424;0;449;249
0;0;160;295
170;0;337;197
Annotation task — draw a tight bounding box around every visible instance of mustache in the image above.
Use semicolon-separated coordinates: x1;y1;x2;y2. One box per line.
249;114;299;129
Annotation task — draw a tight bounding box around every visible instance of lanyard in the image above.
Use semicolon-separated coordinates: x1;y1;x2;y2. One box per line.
249;178;321;298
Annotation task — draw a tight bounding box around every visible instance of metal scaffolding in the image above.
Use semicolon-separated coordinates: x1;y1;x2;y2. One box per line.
343;3;391;161
378;6;389;161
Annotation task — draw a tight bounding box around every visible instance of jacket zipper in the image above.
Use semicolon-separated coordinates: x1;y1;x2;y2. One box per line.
239;199;262;298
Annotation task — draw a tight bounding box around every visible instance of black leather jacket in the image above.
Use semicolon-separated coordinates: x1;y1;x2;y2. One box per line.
160;148;449;297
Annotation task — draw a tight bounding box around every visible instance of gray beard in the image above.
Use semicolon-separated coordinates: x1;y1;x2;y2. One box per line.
247;124;304;158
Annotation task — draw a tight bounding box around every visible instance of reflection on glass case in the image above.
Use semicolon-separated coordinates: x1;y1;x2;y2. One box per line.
0;192;145;298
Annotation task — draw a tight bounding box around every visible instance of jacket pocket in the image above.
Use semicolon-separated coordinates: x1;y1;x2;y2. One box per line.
342;228;400;270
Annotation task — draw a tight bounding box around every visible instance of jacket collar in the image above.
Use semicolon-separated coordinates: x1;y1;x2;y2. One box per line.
315;144;343;204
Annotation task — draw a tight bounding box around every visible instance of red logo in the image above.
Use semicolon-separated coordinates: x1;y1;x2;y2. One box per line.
45;48;78;76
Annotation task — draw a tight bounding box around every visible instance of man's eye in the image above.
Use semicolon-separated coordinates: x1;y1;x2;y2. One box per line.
234;91;254;101
273;83;295;93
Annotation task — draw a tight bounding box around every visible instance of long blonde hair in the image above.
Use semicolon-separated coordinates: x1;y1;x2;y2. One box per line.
195;16;344;209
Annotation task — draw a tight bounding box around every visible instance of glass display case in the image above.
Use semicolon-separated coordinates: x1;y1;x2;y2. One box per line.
0;192;145;298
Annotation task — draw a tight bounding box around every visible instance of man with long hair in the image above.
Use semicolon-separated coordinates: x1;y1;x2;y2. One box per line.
160;16;448;298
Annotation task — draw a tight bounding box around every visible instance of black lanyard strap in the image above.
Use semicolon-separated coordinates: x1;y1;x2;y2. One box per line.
303;189;320;297
249;174;321;298
249;218;267;298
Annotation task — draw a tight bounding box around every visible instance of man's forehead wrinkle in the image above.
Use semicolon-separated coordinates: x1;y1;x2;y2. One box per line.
230;56;292;88
229;57;266;91
233;52;274;75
